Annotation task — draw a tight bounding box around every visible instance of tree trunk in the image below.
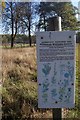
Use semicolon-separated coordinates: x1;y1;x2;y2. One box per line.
43;15;46;31
11;2;14;48
11;35;14;48
28;20;31;47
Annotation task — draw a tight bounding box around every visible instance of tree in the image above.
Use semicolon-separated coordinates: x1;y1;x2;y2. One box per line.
36;2;78;31
36;2;56;31
2;2;22;48
2;2;36;47
51;2;78;30
18;2;35;46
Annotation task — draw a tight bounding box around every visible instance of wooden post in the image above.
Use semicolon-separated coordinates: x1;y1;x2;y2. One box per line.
47;16;62;120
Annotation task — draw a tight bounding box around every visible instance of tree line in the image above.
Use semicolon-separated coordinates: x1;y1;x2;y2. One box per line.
2;1;80;48
1;34;36;46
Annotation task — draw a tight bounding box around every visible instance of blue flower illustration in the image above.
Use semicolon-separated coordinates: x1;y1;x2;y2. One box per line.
67;62;74;79
51;76;56;84
51;89;57;98
42;63;51;76
42;93;48;102
59;87;65;94
59;94;63;101
64;79;69;87
64;88;71;103
64;73;69;78
42;81;49;92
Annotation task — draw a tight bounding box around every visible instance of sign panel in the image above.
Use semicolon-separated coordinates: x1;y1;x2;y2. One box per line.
36;31;76;108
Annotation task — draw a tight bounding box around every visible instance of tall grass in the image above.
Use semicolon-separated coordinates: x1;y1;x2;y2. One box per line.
2;47;52;119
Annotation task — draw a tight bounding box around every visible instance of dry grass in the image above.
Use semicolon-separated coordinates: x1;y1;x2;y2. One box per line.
2;47;37;81
2;47;52;119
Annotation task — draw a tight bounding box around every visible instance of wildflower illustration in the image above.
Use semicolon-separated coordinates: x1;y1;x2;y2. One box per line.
67;61;74;80
64;79;69;87
51;62;57;84
41;61;74;105
51;76;56;84
59;94;63;101
42;63;51;76
42;81;49;93
64;72;69;78
59;87;65;102
60;64;65;75
59;62;73;103
42;81;49;103
64;88;71;103
51;89;57;98
42;93;48;102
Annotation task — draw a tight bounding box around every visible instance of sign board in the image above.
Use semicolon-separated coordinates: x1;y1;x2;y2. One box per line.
36;31;76;108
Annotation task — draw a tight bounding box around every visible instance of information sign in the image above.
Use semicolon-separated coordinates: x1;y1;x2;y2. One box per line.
36;31;76;108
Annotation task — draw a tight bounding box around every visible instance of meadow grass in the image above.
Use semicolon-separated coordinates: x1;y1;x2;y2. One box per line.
2;47;52;119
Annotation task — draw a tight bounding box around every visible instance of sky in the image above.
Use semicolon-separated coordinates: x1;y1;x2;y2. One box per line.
72;0;78;7
72;0;80;20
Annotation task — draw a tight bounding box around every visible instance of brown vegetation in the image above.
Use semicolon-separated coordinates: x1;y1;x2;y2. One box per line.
2;47;52;119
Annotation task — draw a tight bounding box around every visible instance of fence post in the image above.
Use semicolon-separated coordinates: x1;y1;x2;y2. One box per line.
47;16;62;120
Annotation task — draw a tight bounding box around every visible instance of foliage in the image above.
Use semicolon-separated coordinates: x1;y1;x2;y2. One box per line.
2;34;11;43
2;2;22;48
2;2;36;47
36;2;78;31
2;2;79;47
18;2;35;46
0;34;36;48
36;2;56;31
52;2;78;30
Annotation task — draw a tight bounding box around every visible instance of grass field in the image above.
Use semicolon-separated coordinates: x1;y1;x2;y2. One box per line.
2;47;52;119
1;44;80;119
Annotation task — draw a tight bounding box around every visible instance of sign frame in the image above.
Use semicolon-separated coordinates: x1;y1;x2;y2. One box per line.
36;31;76;108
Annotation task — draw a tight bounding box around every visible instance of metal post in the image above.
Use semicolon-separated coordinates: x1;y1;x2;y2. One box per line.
47;16;62;31
53;109;62;120
47;16;62;120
